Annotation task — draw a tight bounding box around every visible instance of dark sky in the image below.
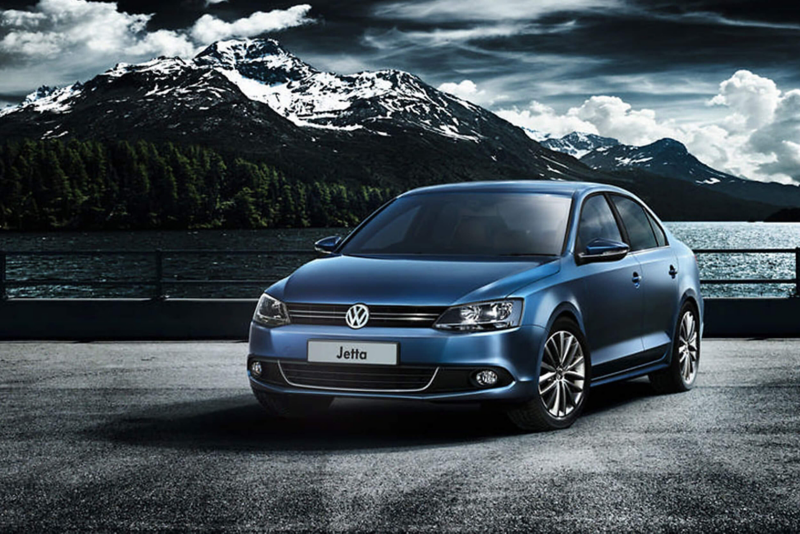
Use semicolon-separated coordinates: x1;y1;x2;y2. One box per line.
1;0;799;182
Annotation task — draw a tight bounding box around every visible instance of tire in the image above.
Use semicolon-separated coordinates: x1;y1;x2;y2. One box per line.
505;317;591;432
649;303;700;394
252;390;333;418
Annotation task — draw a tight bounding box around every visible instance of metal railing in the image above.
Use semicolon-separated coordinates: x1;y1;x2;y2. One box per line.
0;249;316;300
0;247;798;299
693;248;800;295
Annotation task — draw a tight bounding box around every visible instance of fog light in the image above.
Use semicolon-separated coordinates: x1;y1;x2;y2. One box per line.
474;369;498;387
250;361;262;377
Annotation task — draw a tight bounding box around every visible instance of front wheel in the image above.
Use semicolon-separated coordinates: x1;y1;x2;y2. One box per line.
650;304;700;393
505;318;591;432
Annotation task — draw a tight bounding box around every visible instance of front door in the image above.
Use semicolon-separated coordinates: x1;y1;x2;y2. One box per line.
610;195;680;365
575;194;645;377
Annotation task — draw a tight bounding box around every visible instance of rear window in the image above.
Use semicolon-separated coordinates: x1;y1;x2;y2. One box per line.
645;210;667;247
610;195;658;251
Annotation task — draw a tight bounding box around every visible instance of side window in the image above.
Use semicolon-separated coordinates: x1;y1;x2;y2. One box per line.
577;195;622;252
645;210;667;247
611;196;658;251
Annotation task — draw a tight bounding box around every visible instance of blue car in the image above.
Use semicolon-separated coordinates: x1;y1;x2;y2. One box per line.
248;181;703;431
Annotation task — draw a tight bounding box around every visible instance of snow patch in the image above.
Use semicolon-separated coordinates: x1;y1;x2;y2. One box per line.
20;84;82;114
615;156;653;166
522;128;550;142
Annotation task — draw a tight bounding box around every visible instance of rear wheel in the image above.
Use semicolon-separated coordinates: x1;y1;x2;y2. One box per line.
505;318;590;432
650;303;700;393
252;390;333;418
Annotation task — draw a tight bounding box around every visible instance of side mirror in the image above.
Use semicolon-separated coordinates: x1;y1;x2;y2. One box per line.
314;236;342;255
577;238;629;264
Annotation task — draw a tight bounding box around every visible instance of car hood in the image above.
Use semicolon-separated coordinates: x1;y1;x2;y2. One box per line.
268;254;560;306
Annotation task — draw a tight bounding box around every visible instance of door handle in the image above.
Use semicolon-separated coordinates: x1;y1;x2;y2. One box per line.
669;265;678;278
632;272;641;287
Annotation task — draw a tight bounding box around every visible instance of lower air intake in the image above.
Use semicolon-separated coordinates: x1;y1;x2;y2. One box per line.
279;362;437;392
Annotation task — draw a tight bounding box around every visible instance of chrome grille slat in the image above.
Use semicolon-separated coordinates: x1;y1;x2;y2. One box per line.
290;313;345;318
370;313;440;317
284;376;430;385
370;317;433;322
285;369;429;378
291;311;343;316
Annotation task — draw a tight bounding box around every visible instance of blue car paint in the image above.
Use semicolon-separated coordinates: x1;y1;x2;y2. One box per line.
249;181;703;401
273;254;559;306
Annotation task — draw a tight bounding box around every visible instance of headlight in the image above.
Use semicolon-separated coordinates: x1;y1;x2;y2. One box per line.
253;293;291;327
434;299;523;331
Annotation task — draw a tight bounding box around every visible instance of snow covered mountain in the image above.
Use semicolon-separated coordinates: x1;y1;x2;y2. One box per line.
579;138;733;185
0;39;795;219
195;40;488;141
578;137;800;208
540;132;620;159
0;38;603;187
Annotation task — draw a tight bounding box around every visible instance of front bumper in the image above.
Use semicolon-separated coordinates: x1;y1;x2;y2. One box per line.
247;322;545;401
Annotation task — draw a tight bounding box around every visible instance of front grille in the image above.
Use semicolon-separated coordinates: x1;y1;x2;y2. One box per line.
287;303;447;328
279;362;437;391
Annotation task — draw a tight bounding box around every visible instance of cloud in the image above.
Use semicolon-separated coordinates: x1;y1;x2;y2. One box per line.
438;80;485;101
747;89;800;181
0;1;314;59
189;5;314;43
708;70;781;130
495;71;800;184
0;0;315;97
0;0;190;58
496;96;675;145
495;101;598;138
645;9;800;32
375;0;618;22
205;0;228;6
569;96;678;146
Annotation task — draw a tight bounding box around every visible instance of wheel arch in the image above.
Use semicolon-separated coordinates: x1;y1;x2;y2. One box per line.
678;290;703;339
541;301;587;340
680;292;700;314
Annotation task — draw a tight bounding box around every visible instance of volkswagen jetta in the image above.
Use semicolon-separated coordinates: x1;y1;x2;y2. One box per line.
247;182;703;431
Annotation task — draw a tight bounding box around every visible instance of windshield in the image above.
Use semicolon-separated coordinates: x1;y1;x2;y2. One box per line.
340;192;572;256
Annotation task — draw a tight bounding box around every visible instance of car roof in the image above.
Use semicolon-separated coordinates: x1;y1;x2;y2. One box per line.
401;181;630;197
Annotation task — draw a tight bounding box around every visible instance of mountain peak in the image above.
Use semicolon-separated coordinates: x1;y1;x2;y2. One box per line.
562;131;619;145
576;134;747;190
540;131;619;158
648;138;688;154
24;86;59;104
195;38;315;85
195;38;289;62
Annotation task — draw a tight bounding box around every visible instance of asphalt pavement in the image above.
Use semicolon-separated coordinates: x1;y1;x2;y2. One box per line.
1;339;799;533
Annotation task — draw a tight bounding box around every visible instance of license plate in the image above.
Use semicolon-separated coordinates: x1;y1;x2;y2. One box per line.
307;340;398;365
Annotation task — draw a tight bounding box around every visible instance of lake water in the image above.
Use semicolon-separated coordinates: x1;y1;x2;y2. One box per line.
1;222;798;298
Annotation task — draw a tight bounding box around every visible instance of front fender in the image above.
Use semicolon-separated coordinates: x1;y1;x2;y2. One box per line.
513;259;587;336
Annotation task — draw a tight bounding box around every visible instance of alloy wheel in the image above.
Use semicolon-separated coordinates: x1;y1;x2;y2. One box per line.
539;330;586;418
678;311;699;385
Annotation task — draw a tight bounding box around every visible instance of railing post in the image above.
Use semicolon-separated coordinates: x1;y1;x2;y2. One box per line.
795;247;800;298
0;251;6;301
154;249;166;300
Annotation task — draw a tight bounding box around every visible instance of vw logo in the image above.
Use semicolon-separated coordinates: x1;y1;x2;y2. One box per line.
345;304;370;329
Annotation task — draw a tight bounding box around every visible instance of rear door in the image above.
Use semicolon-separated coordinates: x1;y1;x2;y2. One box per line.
610;195;680;360
576;194;644;377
